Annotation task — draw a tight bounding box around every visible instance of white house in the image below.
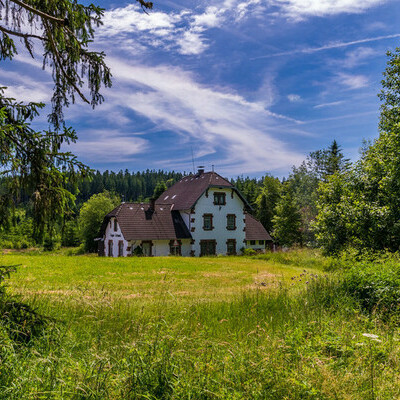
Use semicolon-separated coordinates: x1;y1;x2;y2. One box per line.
98;169;272;257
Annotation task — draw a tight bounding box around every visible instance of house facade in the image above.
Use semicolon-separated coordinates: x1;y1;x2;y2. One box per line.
98;169;272;257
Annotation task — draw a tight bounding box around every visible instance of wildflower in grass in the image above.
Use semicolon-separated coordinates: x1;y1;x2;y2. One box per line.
362;333;382;342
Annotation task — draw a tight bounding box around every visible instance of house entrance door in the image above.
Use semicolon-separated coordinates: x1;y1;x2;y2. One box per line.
142;241;152;256
200;240;216;256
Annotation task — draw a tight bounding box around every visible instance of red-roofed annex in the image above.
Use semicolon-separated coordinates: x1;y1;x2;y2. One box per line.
98;169;272;257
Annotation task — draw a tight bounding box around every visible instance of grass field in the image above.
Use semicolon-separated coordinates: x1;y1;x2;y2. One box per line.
1;250;399;399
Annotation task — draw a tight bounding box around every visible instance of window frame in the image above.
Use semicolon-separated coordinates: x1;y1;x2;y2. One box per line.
108;240;113;257
169;239;182;256
118;240;124;257
226;239;236;255
113;218;118;232
249;240;256;246
213;192;226;206
226;214;236;230
200;240;217;256
203;213;214;231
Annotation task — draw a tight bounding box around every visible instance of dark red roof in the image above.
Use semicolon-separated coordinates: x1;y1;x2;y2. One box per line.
155;171;249;210
102;203;191;240
245;213;273;241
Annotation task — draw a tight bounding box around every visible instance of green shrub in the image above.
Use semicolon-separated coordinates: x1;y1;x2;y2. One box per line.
342;262;400;316
242;248;257;256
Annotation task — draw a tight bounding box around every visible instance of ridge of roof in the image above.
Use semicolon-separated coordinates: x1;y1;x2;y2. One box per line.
155;171;233;210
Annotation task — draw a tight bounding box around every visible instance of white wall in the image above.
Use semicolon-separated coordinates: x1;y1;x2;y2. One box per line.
245;240;267;253
189;188;245;256
104;217;128;257
128;239;192;256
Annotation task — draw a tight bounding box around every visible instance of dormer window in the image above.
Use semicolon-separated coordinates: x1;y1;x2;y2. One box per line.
214;192;226;205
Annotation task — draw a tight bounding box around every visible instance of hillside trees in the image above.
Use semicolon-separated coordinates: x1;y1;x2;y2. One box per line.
0;0;152;240
315;48;400;254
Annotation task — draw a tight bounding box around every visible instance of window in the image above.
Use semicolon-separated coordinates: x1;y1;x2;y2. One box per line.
226;214;236;230
259;240;265;245
226;239;236;255
200;240;216;256
213;192;226;205
108;240;113;257
169;240;181;255
249;240;256;246
118;241;124;257
114;219;118;232
203;214;213;230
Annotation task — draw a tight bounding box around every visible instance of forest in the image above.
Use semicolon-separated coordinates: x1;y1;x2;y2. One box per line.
3;1;400;398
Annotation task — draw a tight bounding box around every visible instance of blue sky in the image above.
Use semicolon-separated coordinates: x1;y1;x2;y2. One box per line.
2;0;400;177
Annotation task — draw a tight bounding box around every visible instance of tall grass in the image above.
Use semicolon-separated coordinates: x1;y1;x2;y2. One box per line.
0;252;399;399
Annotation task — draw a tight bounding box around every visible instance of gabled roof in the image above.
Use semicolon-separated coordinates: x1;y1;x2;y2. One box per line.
101;203;191;241
245;213;273;241
155;171;250;210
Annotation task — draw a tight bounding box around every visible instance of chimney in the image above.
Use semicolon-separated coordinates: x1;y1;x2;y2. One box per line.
145;198;155;220
197;166;205;175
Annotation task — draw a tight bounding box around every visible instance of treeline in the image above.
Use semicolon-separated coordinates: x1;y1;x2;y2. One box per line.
70;169;184;206
231;140;349;249
0;170;184;249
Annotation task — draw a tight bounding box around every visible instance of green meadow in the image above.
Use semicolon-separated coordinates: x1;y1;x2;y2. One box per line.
1;250;399;399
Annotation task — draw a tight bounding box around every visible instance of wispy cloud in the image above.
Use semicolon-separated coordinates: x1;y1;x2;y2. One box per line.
336;73;369;89
69;131;149;163
252;33;400;60
341;46;380;68
272;0;390;20
287;94;302;102
314;100;345;109
91;57;304;174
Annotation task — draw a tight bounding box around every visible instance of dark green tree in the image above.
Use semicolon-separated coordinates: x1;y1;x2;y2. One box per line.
78;191;120;252
256;175;281;232
315;48;400;254
152;181;167;200
272;184;302;247
0;0;153;240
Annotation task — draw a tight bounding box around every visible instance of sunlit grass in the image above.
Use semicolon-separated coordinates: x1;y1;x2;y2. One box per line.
1;250;399;399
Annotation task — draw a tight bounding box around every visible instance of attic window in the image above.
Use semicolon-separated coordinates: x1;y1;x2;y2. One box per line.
164;195;169;200
172;195;177;199
214;192;226;205
114;219;118;232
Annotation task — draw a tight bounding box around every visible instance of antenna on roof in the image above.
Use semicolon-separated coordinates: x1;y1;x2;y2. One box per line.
191;146;195;174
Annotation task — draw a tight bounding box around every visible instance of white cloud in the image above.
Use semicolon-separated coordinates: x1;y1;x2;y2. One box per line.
69;133;149;163
272;0;390;20
102;57;304;174
288;94;301;102
336;73;369;89
177;31;208;55
342;47;379;68
99;1;268;56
